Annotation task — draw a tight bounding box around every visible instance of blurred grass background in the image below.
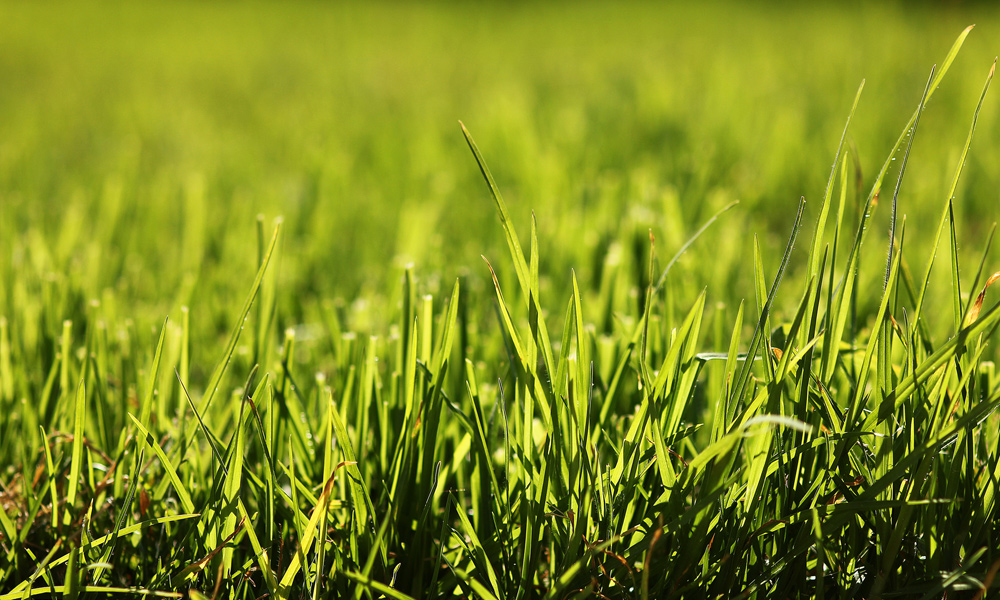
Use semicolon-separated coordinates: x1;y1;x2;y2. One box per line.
1;0;998;387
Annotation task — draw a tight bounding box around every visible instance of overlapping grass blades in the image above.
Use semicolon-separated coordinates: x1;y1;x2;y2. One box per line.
2;23;999;600
448;25;999;598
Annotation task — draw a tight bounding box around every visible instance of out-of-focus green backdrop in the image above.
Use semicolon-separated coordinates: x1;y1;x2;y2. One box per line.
1;0;997;348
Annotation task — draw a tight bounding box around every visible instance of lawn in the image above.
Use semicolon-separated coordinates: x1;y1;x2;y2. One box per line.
1;1;1000;597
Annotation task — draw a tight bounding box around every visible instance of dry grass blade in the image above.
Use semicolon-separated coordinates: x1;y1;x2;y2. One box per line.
965;272;1000;327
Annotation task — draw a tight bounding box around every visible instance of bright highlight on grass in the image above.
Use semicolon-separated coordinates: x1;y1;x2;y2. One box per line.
1;7;999;600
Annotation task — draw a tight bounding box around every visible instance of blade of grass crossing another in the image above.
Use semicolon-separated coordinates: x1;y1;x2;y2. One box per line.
830;26;973;351
126;415;195;514
727;197;806;427
861;298;1000;431
44;514;201;572
314;377;336;600
483;257;554;430
868;26;973;204
352;513;395;600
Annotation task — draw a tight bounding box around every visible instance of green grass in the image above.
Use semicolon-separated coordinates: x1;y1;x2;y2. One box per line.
2;1;1000;597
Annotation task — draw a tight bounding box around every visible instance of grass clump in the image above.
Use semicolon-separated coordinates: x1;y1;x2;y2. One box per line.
2;6;1000;600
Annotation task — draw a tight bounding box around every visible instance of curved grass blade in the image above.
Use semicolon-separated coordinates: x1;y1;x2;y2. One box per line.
460;121;529;299
651;200;739;296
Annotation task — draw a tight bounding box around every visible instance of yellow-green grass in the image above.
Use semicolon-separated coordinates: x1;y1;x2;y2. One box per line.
1;2;1000;597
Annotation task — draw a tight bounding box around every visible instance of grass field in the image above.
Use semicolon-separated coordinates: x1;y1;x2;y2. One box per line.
2;1;1000;597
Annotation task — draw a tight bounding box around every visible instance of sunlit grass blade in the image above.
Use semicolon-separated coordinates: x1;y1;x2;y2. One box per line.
138;318;168;433
65;377;86;514
885;66;933;290
126;414;195;514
